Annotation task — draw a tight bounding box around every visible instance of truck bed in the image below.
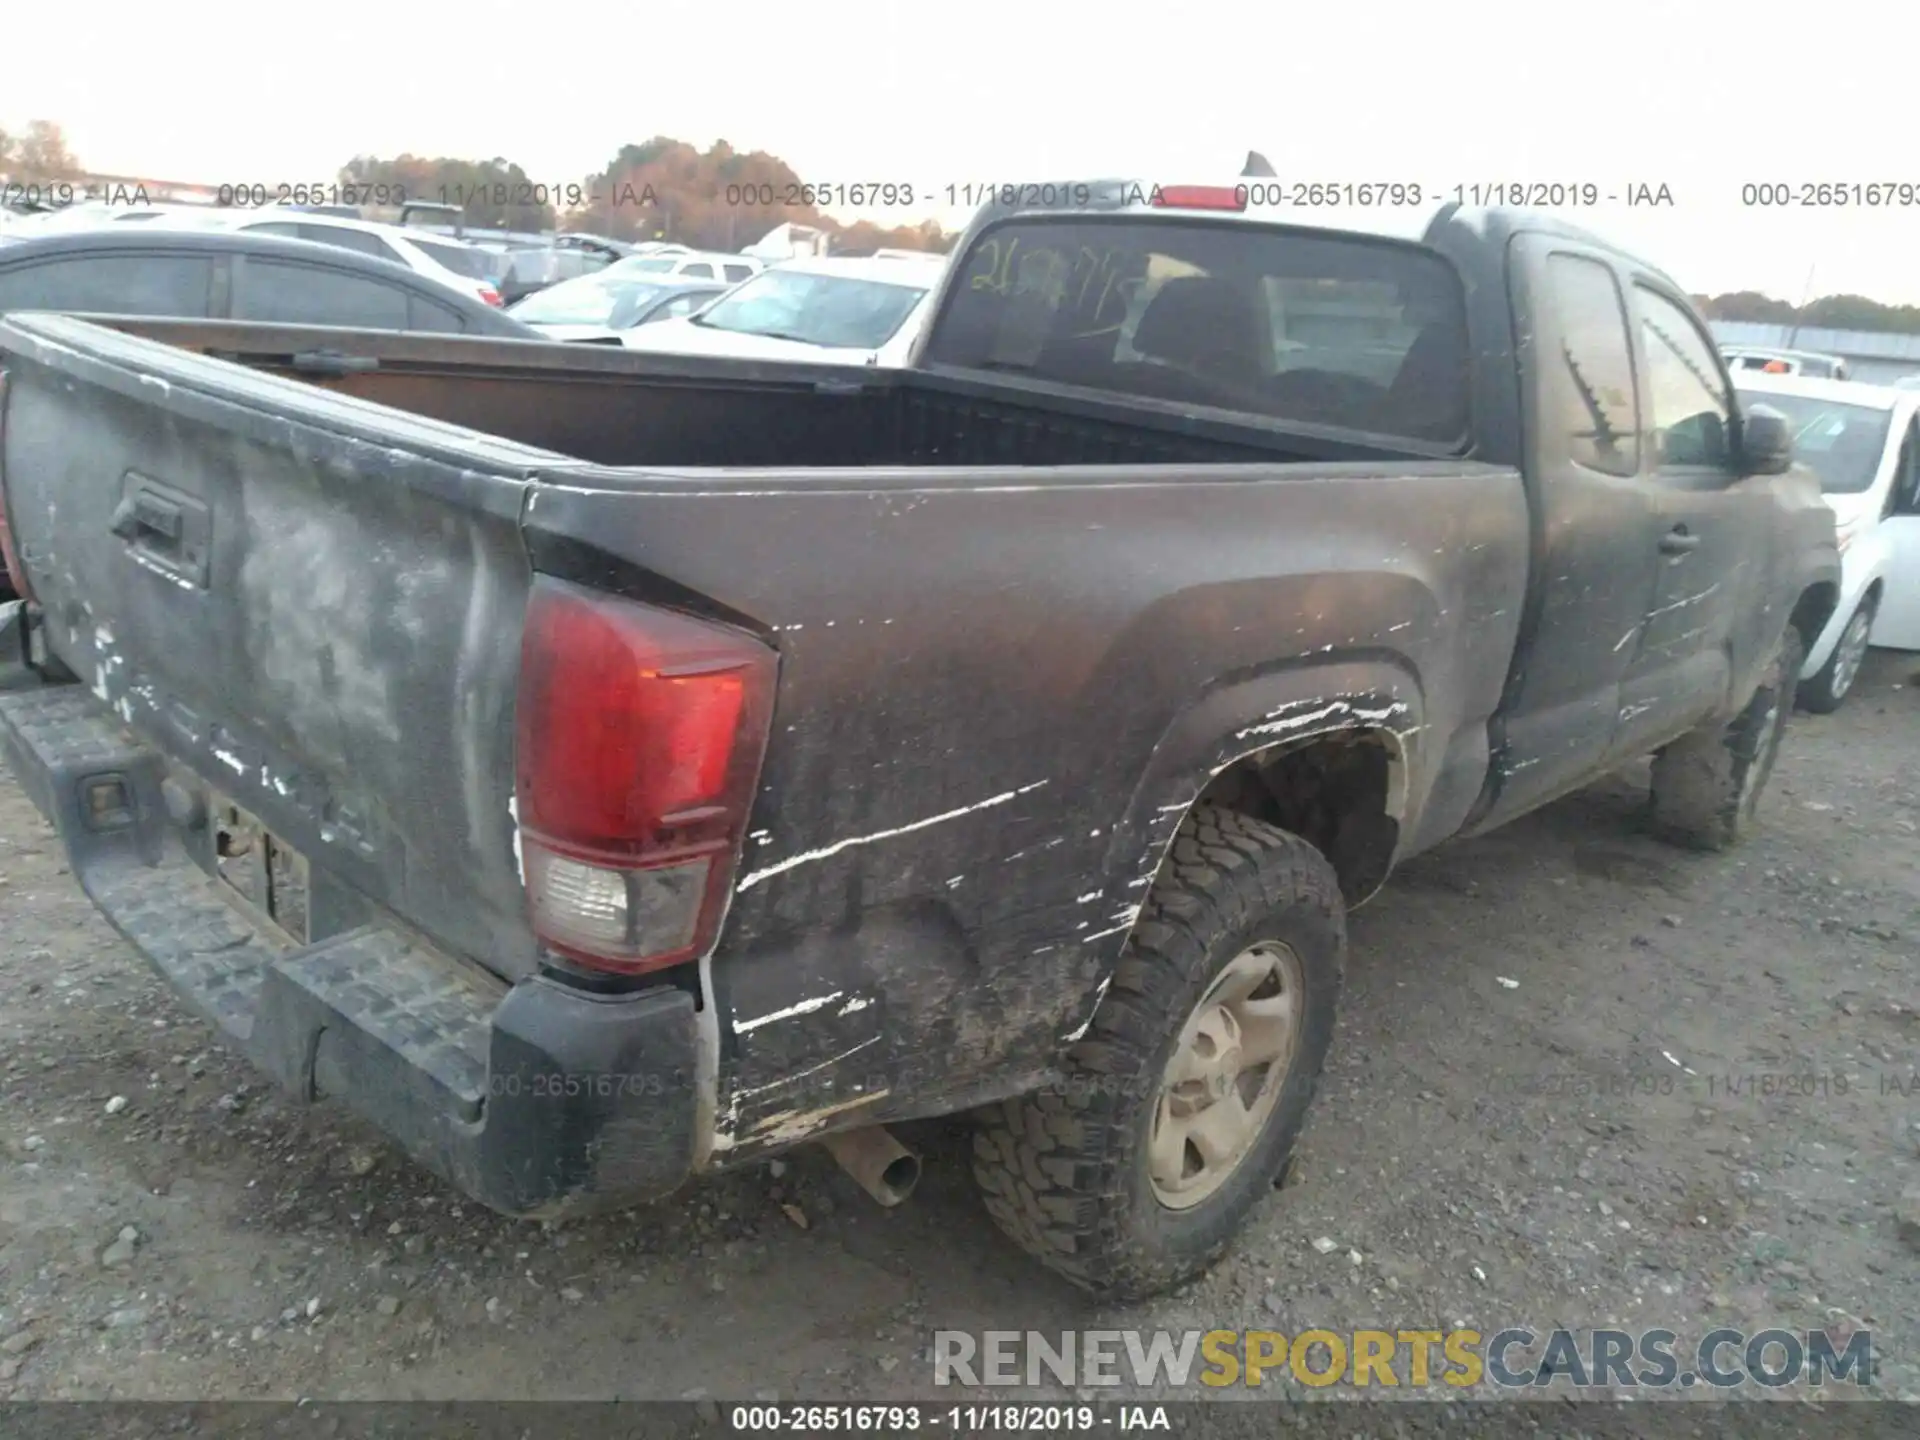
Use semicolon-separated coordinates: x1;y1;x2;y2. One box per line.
86;316;1436;471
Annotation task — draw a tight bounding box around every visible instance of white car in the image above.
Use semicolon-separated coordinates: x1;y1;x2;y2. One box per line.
160;210;507;308
507;272;729;344
1735;372;1920;709
611;250;762;286
618;255;937;366
1;200;218;232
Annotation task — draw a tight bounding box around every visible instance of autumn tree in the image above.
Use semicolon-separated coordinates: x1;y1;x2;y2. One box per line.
561;136;948;253
3;120;81;181
337;153;558;232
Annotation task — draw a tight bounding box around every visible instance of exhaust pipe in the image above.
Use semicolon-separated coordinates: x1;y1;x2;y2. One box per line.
821;1125;920;1207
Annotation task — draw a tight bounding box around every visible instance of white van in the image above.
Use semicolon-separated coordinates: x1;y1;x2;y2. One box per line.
1734;373;1920;709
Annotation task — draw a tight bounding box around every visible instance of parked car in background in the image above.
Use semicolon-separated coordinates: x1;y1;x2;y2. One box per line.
0;200;219;234
507;271;726;343
166;211;508;308
469;232;640;306
0;226;539;603
0;228;536;337
1722;346;1851;381
618;254;936;364
554;233;635;262
613;250;761;285
1733;372;1920;708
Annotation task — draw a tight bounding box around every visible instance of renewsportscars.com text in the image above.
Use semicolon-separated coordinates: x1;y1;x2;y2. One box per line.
932;1327;1874;1391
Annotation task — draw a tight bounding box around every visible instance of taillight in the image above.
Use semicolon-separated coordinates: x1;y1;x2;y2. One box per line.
514;578;776;976
480;285;504;307
0;368;31;601
1152;184;1248;212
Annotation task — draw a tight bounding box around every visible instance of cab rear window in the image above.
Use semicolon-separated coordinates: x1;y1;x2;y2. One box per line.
921;217;1470;446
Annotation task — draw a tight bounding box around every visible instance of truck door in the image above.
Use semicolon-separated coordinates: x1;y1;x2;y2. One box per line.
1608;283;1771;761
1871;417;1920;649
1471;240;1663;828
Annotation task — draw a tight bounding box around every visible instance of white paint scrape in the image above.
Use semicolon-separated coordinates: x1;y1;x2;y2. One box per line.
735;780;1049;892
1236;696;1408;742
507;794;525;885
1062;976;1113;1042
733;991;844;1033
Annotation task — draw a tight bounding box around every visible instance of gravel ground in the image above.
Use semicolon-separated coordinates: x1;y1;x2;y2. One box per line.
3;654;1920;1414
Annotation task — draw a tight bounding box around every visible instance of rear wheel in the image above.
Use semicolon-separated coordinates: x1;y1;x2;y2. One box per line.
1799;592;1876;714
1648;625;1804;851
970;806;1344;1300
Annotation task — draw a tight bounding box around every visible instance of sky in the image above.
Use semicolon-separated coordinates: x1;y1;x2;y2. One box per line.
11;0;1920;304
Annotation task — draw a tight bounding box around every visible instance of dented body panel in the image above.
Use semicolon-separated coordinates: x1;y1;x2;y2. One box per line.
517;463;1523;1152
0;199;1837;1213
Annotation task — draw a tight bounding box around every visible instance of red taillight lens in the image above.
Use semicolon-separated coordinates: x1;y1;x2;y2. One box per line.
0;368;31;602
480;285;504;307
514;579;776;975
1152;185;1248;212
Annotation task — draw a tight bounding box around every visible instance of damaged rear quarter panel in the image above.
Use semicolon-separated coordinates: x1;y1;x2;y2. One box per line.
523;458;1529;1158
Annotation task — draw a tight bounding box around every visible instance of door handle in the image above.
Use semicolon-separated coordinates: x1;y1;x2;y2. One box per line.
1658;527;1701;555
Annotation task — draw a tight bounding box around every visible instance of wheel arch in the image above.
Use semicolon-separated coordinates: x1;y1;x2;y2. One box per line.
1101;659;1426;919
1790;579;1841;654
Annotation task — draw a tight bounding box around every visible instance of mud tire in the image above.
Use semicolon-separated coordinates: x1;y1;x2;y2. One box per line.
1649;626;1805;852
970;805;1344;1300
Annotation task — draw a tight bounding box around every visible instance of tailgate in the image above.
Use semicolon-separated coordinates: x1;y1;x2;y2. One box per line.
0;313;558;981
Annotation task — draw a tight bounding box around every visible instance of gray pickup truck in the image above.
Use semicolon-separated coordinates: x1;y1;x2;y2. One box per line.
0;184;1838;1300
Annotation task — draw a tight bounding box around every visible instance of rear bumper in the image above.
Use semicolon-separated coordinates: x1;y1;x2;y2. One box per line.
0;683;700;1218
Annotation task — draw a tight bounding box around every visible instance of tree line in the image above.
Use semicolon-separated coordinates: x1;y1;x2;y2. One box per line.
23;120;1920;292
340;137;950;254
4;120;949;255
0;121;81;184
1693;290;1920;338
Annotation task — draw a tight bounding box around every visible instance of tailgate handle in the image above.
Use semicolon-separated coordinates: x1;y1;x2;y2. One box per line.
1658;526;1701;556
110;475;211;588
111;492;183;544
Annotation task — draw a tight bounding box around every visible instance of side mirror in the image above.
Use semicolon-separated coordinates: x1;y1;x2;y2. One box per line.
1740;405;1794;476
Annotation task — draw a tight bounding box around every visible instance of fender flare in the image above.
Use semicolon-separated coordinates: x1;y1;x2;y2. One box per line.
1050;658;1425;1043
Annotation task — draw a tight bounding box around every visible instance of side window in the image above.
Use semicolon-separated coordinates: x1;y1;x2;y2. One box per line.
0;255;213;317
660;293;708;319
407;293;470;333
926;219;1471;445
1892;419;1920;517
233;259;410;328
1542;254;1639;476
680;262;714;279
297;224;400;264
1636;287;1733;468
722;264;753;283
